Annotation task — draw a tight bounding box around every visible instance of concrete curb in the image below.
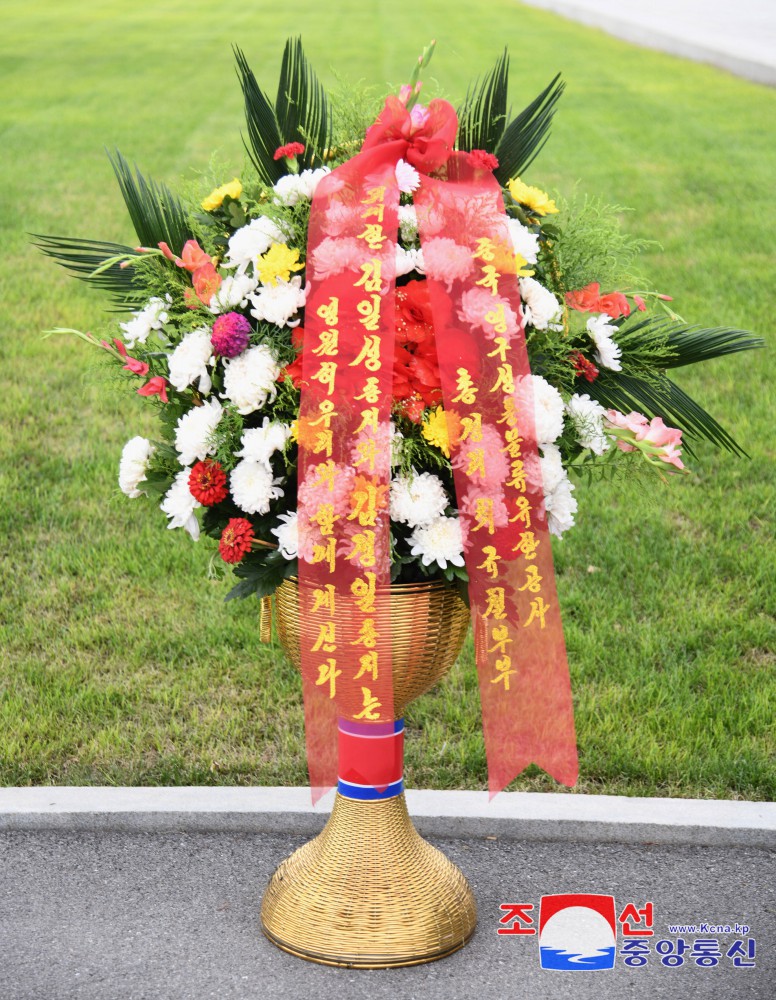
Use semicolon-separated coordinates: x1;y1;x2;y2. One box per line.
520;0;776;87
1;787;774;848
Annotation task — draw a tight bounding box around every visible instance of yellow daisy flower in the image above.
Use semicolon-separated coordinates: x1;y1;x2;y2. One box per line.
256;244;304;287
421;406;463;458
507;177;558;216
201;178;242;212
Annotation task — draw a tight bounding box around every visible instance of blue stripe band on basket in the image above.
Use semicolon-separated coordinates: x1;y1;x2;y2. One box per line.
337;778;404;800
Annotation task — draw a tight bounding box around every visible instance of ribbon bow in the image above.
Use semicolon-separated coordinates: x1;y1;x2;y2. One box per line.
297;98;577;801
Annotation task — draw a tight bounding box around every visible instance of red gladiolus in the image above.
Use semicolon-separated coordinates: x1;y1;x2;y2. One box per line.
566;282;630;319
137;376;168;402
188;460;228;506
219;518;254;563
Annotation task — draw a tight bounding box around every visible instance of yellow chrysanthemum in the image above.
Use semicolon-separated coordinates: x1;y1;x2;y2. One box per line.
256;244;304;287
421;406;463;458
201;178;242;212
507;177;558;216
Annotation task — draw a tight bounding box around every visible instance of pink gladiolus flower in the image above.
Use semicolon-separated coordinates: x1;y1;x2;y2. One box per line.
633;295;647;311
137;376;168;403
113;339;149;376
604;410;686;470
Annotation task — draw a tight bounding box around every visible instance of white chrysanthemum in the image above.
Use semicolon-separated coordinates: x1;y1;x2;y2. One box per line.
167;327;213;394
224;217;288;274
222;345;281;415
507;218;540;265
236;418;292;465
514;374;565;445
272;511;298;559
118;436;154;498
538;443;565;494
248;277;306;328
545;477;577;538
119;295;170;349
395;158;420;194
272;167;330;206
519;276;563;331
390;472;449;528
395;245;424;277
566;393;611;455
398;204;419;244
409;515;465;570
587;314;622;371
160;468;201;540
230;459;284;515
422;238;474;290
174;397;223;466
208;272;259;314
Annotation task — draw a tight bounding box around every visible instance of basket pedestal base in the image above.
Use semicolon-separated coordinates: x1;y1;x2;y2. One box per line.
260;792;477;968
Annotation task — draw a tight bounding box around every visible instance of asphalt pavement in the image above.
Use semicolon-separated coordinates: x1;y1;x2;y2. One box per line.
520;0;776;85
1;817;774;999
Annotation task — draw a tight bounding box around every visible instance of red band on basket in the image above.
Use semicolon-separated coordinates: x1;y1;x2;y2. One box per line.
338;718;404;794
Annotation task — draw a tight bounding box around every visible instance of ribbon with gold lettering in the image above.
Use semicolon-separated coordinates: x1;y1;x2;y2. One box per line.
298;96;577;801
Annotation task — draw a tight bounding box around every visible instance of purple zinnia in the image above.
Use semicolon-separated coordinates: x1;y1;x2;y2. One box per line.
211;312;251;358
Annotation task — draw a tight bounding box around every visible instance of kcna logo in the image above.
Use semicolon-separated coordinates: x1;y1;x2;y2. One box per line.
537;894;617;970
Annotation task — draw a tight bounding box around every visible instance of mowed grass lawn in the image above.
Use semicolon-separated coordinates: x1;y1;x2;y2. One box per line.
1;0;773;798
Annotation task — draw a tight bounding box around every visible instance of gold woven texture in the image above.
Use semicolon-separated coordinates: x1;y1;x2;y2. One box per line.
261;792;477;967
274;578;471;714
261;579;477;968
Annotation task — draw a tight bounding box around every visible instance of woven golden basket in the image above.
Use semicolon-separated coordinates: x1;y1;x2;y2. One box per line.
261;577;477;968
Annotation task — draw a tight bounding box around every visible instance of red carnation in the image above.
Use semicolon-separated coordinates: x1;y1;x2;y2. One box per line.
274;142;305;161
570;350;599;383
219;518;254;564
188;460;228;506
468;149;499;172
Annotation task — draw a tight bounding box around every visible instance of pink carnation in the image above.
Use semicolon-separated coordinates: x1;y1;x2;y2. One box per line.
211;312;251;358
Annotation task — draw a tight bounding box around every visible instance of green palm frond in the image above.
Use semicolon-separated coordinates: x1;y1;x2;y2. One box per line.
586;370;748;457
32;235;145;308
275;37;330;169
494;74;564;184
664;324;764;368
108;150;192;253
457;49;510;153
235;39;330;186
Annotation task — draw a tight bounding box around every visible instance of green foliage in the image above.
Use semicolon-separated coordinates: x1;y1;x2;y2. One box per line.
457;49;509;152
32;236;146;309
494;73;565;183
108;150;193;254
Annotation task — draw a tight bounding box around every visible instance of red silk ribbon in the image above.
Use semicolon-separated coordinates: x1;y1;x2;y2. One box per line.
298;97;577;802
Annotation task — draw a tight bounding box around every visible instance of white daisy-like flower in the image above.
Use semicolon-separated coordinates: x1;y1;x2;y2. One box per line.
409;515;465;570
507;218;540;265
398;204;419;244
519;276;563;331
208;272;259;314
395;245;424;277
236;417;292;465
566;393;611;455
174;397;223;466
587;314;622;371
248;277;306;328
160;468;201;540
224;217;288;274
395;158;420;194
390;471;449;528
513;374;565;445
545;476;577;538
167;327;213;394
222;344;280;415
272;511;298;559
119;295;170;349
118;436;154;498
272;167;330;206
230;459;284;515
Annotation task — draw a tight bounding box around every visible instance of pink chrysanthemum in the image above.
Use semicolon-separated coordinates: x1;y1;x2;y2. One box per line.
211;312;251;358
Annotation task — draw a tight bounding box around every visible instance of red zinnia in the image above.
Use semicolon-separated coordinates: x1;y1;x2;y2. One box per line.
219;518;254;564
188;460;228;506
274;142;305;161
